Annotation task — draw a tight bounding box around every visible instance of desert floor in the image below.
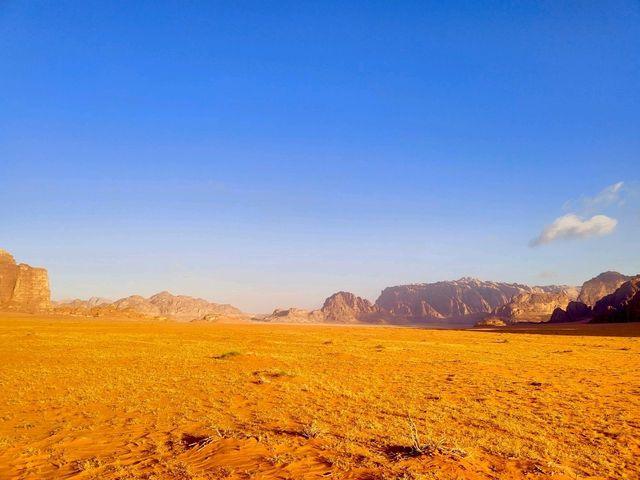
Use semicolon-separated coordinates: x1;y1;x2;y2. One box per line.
0;314;638;479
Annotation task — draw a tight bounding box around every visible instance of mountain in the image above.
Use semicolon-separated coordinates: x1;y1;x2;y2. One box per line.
576;271;632;306
374;278;573;322
549;301;593;323
0;249;50;312
590;276;640;323
492;289;578;324
322;291;384;323
548;272;634;323
263;308;325;324
57;291;244;322
54;297;112;309
264;291;384;324
109;291;243;322
264;280;578;325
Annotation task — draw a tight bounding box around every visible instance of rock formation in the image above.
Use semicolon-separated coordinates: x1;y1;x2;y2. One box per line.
549;301;592;323
108;291;243;322
475;316;507;327
57;291;243;322
492;289;578;323
548;272;634;323
54;297;112;309
321;291;384;323
263;307;325;323
590;276;640;323
264;291;385;324
192;312;250;324
576;271;631;306
374;278;572;322
0;249;51;312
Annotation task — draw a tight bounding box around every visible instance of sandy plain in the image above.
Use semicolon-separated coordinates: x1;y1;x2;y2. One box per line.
0;313;638;479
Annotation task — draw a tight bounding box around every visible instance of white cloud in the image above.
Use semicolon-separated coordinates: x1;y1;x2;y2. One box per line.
585;181;624;207
562;181;628;212
530;214;617;247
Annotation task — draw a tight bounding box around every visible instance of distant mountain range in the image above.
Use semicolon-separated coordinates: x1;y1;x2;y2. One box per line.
1;247;637;325
55;291;243;322
264;278;582;326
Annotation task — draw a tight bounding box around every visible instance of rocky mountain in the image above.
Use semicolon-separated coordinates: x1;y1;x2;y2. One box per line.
108;291;243;322
0;249;50;312
576;271;632;306
57;291;243;322
590;276;640;323
548;272;635;324
54;297;112;309
374;278;573;322
265;279;581;325
549;301;593;323
322;291;384;323
263;307;325;323
492;289;578;324
264;291;384;324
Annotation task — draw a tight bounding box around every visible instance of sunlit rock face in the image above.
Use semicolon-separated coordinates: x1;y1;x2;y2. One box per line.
108;291;243;322
321;291;383;323
374;277;573;321
577;271;632;306
0;249;51;312
591;276;640;323
493;290;578;324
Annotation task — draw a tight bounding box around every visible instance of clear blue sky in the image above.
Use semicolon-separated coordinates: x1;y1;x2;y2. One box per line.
1;1;639;312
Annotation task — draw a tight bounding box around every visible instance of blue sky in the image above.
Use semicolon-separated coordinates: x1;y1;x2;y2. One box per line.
1;1;639;312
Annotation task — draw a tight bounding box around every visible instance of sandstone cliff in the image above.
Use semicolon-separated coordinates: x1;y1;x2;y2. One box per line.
577;271;631;306
109;291;243;322
54;297;112;309
263;308;325;324
549;301;593;323
492;289;578;324
57;291;244;322
321;291;384;323
0;249;51;312
590;276;640;323
264;291;384;324
374;278;569;322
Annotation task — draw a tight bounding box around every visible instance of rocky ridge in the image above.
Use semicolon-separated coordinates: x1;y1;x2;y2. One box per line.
576;272;632;306
492;289;578;324
590;276;640;323
0;249;51;312
375;278;576;322
549;271;634;324
56;291;244;322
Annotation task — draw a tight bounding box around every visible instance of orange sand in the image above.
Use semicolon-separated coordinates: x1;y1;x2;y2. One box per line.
0;313;638;479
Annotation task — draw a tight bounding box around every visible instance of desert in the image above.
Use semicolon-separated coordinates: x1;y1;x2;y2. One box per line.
3;2;639;478
1;313;639;480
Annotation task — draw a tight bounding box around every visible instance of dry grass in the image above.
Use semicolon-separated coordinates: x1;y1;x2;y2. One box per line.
0;313;639;479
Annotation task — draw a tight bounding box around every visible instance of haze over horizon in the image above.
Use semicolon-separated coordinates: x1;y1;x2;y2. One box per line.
2;1;639;312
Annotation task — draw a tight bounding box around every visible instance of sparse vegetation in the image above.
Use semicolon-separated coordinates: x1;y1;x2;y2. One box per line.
0;314;638;479
214;351;242;360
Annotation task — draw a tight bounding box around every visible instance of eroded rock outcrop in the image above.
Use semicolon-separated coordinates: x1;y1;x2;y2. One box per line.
577;272;631;306
264;291;385;324
590;276;640;323
549;301;592;323
321;291;384;323
109;291;243;322
58;291;244;322
0;249;51;312
263;307;325;323
474;316;507;327
492;289;578;323
374;278;571;322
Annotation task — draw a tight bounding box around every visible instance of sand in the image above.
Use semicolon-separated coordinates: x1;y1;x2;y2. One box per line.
0;313;638;479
